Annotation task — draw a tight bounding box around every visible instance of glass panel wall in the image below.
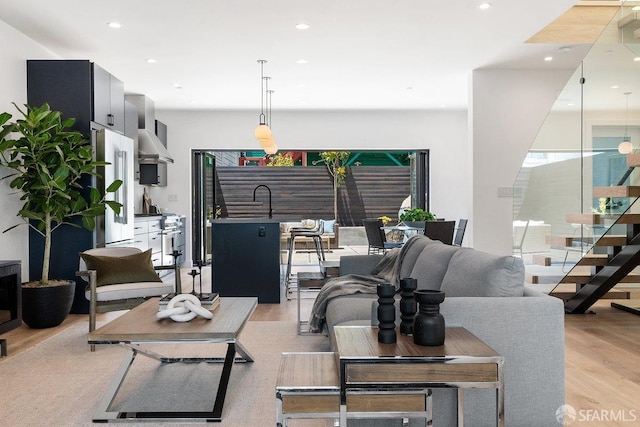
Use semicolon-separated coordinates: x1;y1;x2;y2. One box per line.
513;2;640;294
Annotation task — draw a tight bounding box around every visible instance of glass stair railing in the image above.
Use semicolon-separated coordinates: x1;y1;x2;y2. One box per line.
513;2;640;312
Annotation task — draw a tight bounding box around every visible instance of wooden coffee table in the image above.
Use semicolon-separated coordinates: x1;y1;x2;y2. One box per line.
333;326;504;426
88;297;257;423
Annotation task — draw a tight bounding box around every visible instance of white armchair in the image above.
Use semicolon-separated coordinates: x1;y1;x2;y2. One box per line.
77;247;177;351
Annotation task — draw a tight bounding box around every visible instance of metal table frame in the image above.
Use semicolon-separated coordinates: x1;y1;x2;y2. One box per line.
334;326;505;427
88;297;257;423
92;339;254;422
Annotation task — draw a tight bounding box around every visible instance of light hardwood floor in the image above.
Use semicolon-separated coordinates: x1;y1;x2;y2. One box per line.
2;278;640;425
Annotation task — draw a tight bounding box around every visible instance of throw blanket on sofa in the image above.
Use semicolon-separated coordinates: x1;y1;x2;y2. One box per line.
308;235;423;333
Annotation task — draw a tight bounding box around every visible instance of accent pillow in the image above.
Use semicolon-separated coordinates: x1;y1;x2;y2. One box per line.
323;219;336;233
81;249;161;287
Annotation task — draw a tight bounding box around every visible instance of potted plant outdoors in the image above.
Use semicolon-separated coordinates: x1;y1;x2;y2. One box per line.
400;208;436;229
0;103;122;328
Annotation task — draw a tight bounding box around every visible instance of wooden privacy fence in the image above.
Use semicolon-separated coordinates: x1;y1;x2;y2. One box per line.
215;166;410;226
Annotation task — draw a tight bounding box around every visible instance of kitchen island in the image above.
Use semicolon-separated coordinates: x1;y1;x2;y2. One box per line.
211;218;281;303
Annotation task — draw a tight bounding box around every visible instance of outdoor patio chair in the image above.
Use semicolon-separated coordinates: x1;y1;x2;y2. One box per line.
363;218;403;254
453;219;468;246
423;220;456;245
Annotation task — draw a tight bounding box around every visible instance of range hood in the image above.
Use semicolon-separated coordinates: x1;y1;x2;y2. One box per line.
137;129;174;164
125;94;174;164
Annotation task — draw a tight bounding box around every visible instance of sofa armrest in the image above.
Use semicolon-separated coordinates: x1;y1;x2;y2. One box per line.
366;293;565;426
339;255;382;276
438;294;565;426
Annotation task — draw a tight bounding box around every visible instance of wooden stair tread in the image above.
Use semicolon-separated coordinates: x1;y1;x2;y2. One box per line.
596;235;628;246
626;152;640;167
565;213;640;225
560;270;640;284
576;254;609;266
593;185;640;198
551;289;631;301
546;234;627;247
565;213;601;225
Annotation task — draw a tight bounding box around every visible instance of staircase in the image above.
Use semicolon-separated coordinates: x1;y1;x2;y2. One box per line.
517;6;640;314
545;160;640;313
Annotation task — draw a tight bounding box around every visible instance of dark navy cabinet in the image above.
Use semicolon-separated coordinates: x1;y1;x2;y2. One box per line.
26;60;127;313
211;220;281;303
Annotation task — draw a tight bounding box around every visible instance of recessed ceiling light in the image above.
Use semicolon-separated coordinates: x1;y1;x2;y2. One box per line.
296;59;308;65
558;46;572;53
611;85;620;89
478;2;491;10
172;83;183;89
633;6;640;11
295;23;310;30
146;58;157;64
634;57;640;62
544;56;553;62
107;22;121;29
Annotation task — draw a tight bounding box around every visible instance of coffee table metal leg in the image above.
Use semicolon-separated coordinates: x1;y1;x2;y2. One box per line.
234;340;254;362
94;347;137;421
212;343;236;418
93;341;252;422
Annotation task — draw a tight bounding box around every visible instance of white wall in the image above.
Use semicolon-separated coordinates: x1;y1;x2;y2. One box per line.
152;109;469;262
470;68;578;255
0;19;58;279
0;17;580;272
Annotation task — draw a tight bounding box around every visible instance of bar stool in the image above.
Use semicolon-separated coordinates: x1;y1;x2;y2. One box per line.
285;220;326;295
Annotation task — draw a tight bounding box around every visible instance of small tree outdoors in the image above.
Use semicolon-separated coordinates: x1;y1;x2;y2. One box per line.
317;151;350;221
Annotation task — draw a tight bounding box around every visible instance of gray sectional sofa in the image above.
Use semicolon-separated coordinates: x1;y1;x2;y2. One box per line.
318;235;565;426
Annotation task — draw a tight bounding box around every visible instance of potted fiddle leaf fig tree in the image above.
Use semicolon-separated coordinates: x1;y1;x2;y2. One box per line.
0;103;122;328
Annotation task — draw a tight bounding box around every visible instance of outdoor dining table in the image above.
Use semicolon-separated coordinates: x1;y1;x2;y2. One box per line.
381;224;423;242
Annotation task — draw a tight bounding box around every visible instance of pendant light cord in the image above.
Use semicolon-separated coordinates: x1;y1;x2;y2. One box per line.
258;60;267;125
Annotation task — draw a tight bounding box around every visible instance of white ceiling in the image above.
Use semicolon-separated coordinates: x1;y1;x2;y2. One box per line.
0;0;610;111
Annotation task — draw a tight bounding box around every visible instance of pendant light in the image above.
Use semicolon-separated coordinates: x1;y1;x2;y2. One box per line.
618;92;633;154
254;60;272;142
264;88;278;154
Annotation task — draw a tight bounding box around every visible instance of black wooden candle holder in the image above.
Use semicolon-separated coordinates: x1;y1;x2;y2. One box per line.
399;278;417;335
377;283;396;344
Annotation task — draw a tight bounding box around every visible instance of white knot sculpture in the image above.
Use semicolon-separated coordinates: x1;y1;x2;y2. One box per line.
157;293;213;322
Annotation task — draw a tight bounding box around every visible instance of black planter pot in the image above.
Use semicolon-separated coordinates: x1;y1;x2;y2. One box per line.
21;280;76;329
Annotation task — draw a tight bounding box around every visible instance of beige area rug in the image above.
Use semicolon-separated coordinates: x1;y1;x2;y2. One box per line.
0;320;331;427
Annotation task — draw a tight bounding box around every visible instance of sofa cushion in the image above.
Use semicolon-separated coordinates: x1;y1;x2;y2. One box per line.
398;235;437;279
440;248;524;297
323;219;336;233
408;239;460;290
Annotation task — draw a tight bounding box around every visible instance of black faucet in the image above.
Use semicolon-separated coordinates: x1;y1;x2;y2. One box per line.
253;184;272;218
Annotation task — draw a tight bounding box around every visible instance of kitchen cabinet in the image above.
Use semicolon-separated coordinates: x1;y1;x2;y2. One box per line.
27;60;125;134
27;60;130;313
92;63;125;133
211;219;281;303
134;217;164;267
